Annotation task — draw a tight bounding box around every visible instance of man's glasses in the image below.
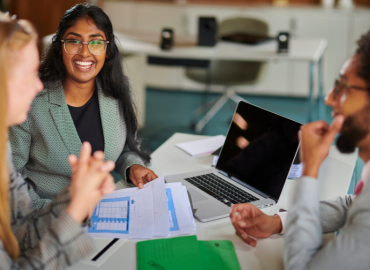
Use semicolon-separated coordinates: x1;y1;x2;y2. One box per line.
61;39;109;55
333;79;370;99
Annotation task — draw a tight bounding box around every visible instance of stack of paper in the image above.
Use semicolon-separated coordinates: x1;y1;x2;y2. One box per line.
288;163;303;179
137;235;242;270
87;176;195;239
212;156;219;166
176;135;225;157
166;182;196;236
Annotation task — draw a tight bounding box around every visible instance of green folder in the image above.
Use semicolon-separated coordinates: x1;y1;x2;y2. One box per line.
137;235;241;270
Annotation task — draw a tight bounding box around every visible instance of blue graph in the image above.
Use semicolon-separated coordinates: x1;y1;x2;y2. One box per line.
166;188;179;231
88;196;130;234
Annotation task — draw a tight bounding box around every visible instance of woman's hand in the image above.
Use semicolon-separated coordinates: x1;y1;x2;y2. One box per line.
128;164;158;189
66;142;116;224
230;203;282;247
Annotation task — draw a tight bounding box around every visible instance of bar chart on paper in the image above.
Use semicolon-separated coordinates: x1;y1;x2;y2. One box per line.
166;183;196;237
166;188;179;231
88;197;130;234
88;185;155;239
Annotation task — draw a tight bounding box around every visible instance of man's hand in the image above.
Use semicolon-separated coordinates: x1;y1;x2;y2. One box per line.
299;115;344;178
230;204;282;247
129;165;158;189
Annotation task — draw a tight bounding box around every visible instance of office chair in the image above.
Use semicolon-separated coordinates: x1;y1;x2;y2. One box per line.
186;17;268;133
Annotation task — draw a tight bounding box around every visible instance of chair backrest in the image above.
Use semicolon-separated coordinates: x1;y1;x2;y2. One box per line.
186;17;269;86
218;17;269;37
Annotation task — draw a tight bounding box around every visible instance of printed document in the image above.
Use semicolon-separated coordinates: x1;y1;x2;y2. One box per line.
88;182;154;239
176;135;225;157
166;183;195;236
144;176;170;236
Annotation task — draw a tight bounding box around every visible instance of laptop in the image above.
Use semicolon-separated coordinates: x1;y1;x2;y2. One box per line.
165;101;301;222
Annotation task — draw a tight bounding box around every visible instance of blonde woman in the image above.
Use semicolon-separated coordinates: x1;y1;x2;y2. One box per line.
0;14;116;268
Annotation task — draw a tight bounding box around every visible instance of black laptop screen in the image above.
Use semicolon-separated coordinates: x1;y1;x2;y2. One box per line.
216;102;301;201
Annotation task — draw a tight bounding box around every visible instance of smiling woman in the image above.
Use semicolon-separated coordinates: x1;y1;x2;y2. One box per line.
9;3;157;210
60;17;109;94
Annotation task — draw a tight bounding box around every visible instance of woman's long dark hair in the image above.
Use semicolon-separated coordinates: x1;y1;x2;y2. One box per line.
39;3;150;164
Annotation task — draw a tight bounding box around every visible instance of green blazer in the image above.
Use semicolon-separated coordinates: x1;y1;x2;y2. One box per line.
9;79;145;210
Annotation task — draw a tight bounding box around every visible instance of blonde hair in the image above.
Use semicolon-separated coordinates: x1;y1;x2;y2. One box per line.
0;13;37;260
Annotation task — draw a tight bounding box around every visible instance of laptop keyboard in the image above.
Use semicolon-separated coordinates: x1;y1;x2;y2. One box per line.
184;173;258;207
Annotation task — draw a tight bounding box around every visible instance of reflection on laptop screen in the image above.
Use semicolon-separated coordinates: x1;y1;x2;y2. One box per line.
216;102;301;201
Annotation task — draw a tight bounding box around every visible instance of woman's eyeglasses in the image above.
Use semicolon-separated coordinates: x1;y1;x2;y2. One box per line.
61;39;109;56
333;79;370;99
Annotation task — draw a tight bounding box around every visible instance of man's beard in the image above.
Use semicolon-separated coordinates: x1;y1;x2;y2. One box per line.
336;105;370;153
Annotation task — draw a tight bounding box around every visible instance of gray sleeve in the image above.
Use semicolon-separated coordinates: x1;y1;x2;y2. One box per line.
5;143;94;269
9;113;54;210
8;118;32;177
280;195;354;234
114;141;146;185
319;195;354;233
114;77;147;185
0;211;95;270
283;177;370;270
27;185;52;211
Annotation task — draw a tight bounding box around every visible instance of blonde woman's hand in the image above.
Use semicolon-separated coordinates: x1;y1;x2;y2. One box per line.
68;148;116;197
66;142;116;223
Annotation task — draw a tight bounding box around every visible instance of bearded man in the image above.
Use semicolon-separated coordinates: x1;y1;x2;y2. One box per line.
230;30;370;270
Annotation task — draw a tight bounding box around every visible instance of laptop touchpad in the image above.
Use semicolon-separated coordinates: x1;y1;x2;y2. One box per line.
188;189;208;203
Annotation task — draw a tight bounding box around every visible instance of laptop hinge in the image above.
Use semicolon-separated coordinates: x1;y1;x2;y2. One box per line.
219;170;229;178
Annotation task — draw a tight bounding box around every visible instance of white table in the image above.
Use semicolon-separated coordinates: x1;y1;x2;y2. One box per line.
114;32;326;62
68;133;357;270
